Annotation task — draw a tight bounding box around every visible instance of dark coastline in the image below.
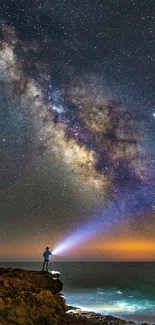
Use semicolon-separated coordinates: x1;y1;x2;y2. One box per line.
67;307;155;325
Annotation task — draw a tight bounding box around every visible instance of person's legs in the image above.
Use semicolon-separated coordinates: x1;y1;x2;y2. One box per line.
42;260;46;271
45;260;49;271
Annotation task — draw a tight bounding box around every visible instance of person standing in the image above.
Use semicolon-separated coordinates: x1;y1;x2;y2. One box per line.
42;246;52;271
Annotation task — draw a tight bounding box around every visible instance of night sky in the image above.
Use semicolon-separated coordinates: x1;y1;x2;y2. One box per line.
0;0;155;261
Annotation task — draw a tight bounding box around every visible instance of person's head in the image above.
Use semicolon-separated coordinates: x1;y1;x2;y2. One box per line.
46;247;49;250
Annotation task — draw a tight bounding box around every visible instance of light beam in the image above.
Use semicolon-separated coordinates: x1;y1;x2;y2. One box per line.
52;185;155;256
52;200;120;255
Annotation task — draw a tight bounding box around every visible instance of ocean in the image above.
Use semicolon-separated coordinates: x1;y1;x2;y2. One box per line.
1;262;155;324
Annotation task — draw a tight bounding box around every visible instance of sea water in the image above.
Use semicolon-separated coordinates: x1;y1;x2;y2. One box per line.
1;262;155;323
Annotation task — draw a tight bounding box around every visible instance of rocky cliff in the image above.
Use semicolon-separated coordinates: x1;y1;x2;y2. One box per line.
0;267;65;325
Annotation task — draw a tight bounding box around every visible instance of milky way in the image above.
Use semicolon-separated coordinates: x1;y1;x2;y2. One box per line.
1;26;154;209
0;0;155;260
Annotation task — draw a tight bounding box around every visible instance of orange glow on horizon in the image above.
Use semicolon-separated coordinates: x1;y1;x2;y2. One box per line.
1;238;155;261
94;240;155;261
97;240;155;252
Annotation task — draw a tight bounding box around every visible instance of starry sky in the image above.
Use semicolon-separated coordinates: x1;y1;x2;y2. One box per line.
0;0;155;261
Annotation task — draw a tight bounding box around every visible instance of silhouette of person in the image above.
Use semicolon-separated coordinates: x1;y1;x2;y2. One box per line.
42;247;52;271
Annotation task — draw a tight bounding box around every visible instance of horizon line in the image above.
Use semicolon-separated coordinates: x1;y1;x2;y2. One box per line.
1;260;155;263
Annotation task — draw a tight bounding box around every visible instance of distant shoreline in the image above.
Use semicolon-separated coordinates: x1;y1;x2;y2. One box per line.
67;306;155;324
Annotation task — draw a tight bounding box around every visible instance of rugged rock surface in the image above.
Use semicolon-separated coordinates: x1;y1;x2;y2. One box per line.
0;267;65;325
63;311;136;325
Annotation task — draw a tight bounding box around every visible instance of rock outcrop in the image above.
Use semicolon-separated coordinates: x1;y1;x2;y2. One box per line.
64;311;136;325
0;267;65;325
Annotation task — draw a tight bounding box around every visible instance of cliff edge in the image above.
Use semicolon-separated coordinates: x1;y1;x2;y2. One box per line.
0;267;65;325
